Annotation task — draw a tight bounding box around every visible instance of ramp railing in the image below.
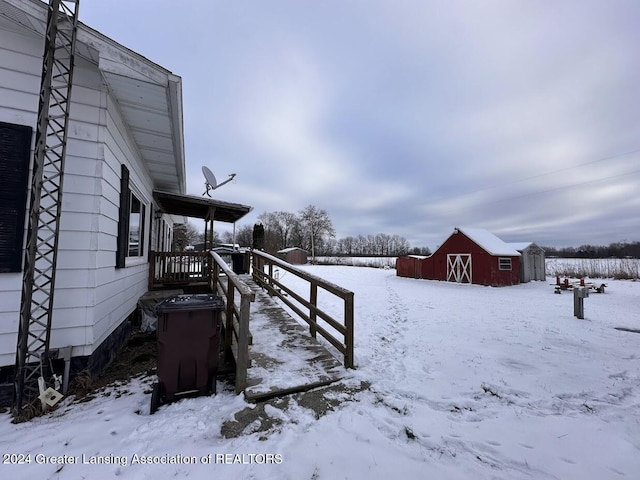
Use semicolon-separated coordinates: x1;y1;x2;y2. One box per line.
251;250;354;368
209;251;254;393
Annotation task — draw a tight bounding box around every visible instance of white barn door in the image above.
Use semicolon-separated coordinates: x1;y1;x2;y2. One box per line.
447;254;472;283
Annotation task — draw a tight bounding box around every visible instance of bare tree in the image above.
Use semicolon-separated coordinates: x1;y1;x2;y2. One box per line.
220;231;232;243
220;226;253;248
273;211;299;249
256;212;281;252
338;236;354;255
233;207;425;257
234;225;253;247
172;221;201;251
298;204;335;262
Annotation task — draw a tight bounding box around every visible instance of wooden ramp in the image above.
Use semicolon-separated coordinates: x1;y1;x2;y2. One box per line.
241;277;346;402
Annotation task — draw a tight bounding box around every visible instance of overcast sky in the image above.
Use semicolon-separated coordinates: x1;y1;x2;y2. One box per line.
79;0;640;249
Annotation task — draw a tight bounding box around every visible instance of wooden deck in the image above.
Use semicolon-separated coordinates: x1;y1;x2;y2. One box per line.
147;250;351;401
241;277;346;402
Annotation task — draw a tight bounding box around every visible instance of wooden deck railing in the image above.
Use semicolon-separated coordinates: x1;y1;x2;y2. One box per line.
251;250;355;368
209;251;255;394
148;251;208;290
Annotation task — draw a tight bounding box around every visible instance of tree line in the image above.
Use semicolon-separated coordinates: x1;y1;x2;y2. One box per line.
543;241;640;259
173;214;638;259
215;205;429;257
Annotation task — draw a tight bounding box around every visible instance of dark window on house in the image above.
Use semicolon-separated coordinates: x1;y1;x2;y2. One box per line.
116;165;130;268
498;257;512;270
0;122;32;273
116;165;147;267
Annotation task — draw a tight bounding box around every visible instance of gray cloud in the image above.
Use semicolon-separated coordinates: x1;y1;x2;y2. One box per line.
81;0;640;248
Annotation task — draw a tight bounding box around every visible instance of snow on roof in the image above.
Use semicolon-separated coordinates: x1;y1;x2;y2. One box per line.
507;241;533;251
277;247;308;253
456;227;521;256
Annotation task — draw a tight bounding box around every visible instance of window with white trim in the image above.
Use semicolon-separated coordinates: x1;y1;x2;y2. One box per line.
498;257;512;270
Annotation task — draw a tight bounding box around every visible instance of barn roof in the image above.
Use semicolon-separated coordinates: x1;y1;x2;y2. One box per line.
455;227;521;256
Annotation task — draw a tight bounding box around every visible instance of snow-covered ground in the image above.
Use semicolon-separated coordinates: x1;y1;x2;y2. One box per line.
1;266;639;480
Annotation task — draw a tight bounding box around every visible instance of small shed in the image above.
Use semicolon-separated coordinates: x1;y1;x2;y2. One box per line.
277;247;308;265
395;255;427;279
396;227;521;287
508;242;546;282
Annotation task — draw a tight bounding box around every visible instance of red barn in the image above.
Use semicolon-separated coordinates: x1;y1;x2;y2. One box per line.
397;227;521;286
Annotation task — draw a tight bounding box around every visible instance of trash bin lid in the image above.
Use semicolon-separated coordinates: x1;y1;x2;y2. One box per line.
157;294;224;312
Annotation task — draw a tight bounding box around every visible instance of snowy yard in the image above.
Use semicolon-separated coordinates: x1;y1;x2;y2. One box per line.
1;266;639;479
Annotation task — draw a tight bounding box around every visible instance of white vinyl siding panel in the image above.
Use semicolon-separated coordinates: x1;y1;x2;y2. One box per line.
0;37;40;120
0;286;21;345
88;96;155;352
93;264;147;346
0;25;39;365
0;13;171;367
0;83;148;366
49;68;104;322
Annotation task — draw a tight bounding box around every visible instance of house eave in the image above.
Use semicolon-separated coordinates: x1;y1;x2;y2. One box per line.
153;191;253;223
2;0;187;194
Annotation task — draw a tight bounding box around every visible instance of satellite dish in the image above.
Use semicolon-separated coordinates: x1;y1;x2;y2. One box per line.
202;166;236;197
202;166;218;190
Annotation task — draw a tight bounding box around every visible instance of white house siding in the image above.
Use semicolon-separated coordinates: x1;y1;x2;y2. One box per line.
0;21;42;366
0;19;159;367
90;93;155;352
0;16;39;125
0;287;22;366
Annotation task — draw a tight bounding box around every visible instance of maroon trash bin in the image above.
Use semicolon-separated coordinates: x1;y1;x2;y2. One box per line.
151;294;223;414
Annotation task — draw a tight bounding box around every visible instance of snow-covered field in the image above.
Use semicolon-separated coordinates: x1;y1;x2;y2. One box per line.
546;257;640;279
1;266;639;480
316;256;640;279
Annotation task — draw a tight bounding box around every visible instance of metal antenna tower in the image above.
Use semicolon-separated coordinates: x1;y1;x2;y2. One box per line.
14;0;80;417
